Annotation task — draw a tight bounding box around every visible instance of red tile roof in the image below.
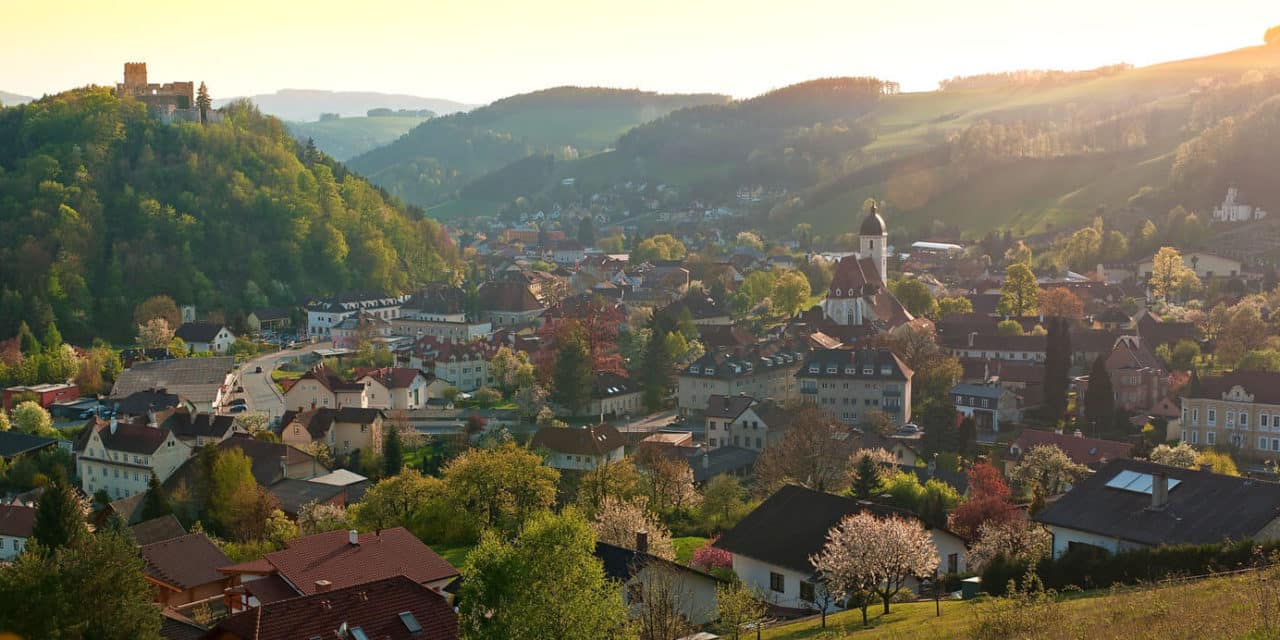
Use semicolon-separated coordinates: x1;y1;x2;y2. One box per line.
531;423;626;457
356;367;425;390
139;533;232;591
229;527;458;595
0;504;34;538
1188;371;1280;405
1010;429;1133;467
828;256;883;298
211;575;459;640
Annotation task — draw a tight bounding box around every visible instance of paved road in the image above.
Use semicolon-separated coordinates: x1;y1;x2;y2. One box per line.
614;409;681;435
227;341;330;419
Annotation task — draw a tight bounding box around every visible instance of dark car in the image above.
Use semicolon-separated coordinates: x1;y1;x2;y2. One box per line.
228;398;247;407
227;405;248;414
255;366;263;374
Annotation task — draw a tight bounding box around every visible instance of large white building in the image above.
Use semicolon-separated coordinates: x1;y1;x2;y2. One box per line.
305;291;410;339
75;418;194;500
819;204;913;330
1212;186;1267;222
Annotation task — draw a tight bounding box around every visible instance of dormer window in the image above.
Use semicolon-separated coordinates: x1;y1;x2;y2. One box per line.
690;365;701;374
881;365;892;376
808;366;820;374
705;367;715;375
863;366;874;375
844;367;856;375
826;366;838;374
835;289;842;297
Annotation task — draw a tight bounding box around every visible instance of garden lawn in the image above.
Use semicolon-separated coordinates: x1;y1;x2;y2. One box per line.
434;543;476;569
673;536;708;566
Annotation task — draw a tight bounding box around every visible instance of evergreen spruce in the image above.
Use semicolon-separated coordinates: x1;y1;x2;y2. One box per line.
139;473;172;521
1043;317;1071;421
32;476;87;553
1084;354;1116;436
383;423;404;477
852;454;881;500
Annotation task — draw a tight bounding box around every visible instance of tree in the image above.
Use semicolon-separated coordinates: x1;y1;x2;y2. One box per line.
996;319;1024;335
133;295;181;329
700;473;746;527
137;317;174;349
1218;303;1270;365
592;496;675;559
1198;449;1240;476
998;263;1038;317
383;422;404;477
715;581;767;640
1038;288;1084;318
1169;339;1201;370
0;528;162;640
1083;355;1115;435
458;510;629;640
298;501;351;535
577;215;596;246
140;473;172;521
17;321;40;356
948;493;1018;542
490;345;535;395
32;477;87;553
0;410;9;432
937;296;974;316
635;445;700;513
351;470;449;539
634;563;695;640
1042;316;1071;421
967;517;1052;571
740;270;777;309
880;324;962;409
576;458;643;515
772;269;812;317
443;442;559;538
549;324;592;416
1268;24;1280;45
920;401;959;455
633;234;687;262
1149;247;1200;301
754;405;850;494
12;400;55;437
850;448;894;500
196;82;212;123
1009;445;1087;496
890;278;937;318
810;512;939;621
641;315;676;412
1148;442;1199;468
1005;241;1032;266
207;448;276;540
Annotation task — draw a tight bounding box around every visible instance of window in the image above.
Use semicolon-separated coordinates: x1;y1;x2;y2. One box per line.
1190;431;1198;444
1262;437;1270;451
755;437;762;449
948;553;959;574
1207;431;1216;446
799;581;815;603
1207;409;1216;426
1193;408;1199;425
1263;414;1271;429
1241;412;1249;428
769;572;785;593
1227;412;1234;428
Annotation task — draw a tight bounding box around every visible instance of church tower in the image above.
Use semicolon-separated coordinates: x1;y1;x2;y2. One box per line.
859;202;888;280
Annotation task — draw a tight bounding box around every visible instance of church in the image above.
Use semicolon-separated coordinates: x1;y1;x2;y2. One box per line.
818;203;913;332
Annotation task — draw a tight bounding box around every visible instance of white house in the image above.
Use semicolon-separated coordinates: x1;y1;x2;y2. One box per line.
530;424;626;471
305;292;410;339
1036;459;1280;558
1212;186;1267;222
716;484;967;611
174;322;236;354
596;538;724;626
0;504;34;561
74;418;194;500
357;367;431;411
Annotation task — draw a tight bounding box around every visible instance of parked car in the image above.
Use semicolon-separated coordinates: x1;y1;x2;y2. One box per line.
255;366;263;374
227;405;248;414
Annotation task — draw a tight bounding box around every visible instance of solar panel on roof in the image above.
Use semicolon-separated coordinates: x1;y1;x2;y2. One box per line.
1104;470;1181;494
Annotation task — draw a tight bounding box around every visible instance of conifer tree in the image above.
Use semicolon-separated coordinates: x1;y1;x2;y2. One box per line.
1042;317;1071;421
1084;354;1115;436
140;473;172;521
196;82;212;123
383;423;404;477
32;476;87;553
852;454;881;501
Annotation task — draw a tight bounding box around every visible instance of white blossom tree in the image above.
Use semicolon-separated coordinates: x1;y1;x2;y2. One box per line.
1148;442;1198;468
592;497;675;560
966;517;1052;572
1008;445;1088;496
298;501;351;535
810;512;939;625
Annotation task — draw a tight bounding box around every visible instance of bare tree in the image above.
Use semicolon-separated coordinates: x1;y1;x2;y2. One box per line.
754;404;852;495
634;563;694;640
967;517;1052;572
811;511;939;623
592;497;675;560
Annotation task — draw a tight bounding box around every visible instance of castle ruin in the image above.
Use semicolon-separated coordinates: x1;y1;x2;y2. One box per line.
116;62;214;123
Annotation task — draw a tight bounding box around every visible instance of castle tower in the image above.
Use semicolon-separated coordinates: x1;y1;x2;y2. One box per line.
123;62;148;95
859;201;888;280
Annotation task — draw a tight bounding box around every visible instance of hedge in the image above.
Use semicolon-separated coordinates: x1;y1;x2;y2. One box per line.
981;538;1280;596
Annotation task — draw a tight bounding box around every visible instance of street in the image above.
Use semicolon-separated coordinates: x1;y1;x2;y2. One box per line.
226;341;331;419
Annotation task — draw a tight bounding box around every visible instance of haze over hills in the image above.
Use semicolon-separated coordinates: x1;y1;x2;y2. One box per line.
346;86;730;209
286;114;432;161
0;91;33;106
212;88;475;122
408;38;1280;242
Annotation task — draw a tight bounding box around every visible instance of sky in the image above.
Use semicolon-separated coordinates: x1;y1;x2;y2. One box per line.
3;0;1278;105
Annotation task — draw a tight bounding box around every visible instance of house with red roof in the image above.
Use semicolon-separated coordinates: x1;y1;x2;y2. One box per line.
139;532;235;611
1007;428;1133;471
205;575;458;640
0;503;34;561
356;366;432;411
283;364;368;412
219;527;459;614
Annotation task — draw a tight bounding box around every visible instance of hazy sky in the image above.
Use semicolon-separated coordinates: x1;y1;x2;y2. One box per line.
3;0;1278;104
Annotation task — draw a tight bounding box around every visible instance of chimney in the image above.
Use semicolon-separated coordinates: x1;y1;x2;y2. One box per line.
315;579;332;592
110;417;118;435
702;450;710;470
635;530;649;554
968;332;976;348
1151;472;1169;509
147;409;157;428
348;529;359;546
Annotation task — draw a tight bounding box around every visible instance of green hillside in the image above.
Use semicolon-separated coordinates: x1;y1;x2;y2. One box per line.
287;114;431;161
346;86;729;209
0;88;457;342
455;41;1280;241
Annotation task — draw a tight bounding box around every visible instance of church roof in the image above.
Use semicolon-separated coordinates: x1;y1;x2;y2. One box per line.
860;206;886;236
828;256;883;298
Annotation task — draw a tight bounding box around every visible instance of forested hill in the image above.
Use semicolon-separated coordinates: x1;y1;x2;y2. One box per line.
346;86;729;208
0;87;458;343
